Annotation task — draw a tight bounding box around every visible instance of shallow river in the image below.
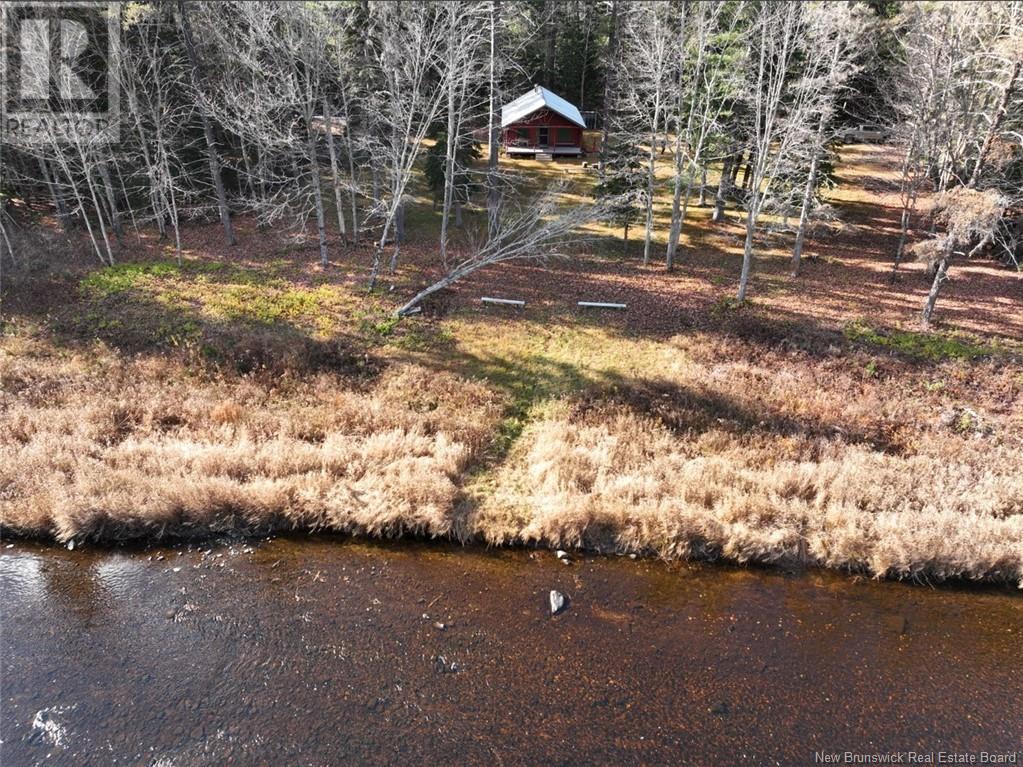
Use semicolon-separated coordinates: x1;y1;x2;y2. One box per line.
2;537;1021;766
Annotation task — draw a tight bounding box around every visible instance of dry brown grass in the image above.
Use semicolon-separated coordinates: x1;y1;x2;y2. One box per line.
2;144;1021;586
455;329;1023;585
0;334;503;542
3;296;1021;585
471;401;1022;584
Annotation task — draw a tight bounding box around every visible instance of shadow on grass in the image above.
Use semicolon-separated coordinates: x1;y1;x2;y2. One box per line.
9;258;384;380
576;374;907;455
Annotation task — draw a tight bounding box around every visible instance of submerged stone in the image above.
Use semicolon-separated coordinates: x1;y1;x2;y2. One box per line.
549;590;566;615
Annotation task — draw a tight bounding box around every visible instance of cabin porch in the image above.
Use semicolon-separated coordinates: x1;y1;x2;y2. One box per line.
504;144;583;157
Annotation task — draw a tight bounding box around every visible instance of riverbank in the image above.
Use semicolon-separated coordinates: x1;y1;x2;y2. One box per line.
2;146;1021;586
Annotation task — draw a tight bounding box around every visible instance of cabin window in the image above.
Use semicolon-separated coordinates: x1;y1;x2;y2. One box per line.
538;127;550;145
556;127;574;145
515;127;530;143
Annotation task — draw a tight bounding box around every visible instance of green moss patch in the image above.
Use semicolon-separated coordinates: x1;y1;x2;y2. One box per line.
844;320;996;362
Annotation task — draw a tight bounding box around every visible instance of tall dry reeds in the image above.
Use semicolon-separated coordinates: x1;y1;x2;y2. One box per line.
3;328;1021;585
0;336;502;542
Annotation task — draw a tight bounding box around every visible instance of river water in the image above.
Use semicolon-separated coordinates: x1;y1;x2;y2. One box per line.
2;537;1021;766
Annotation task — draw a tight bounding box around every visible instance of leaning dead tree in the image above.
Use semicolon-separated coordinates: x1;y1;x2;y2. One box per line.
916;188;1007;324
395;184;617;316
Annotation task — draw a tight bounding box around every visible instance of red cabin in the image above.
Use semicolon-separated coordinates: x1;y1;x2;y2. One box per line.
501;86;586;159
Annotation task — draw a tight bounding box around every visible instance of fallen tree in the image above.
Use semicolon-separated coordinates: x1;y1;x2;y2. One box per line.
395;183;622;316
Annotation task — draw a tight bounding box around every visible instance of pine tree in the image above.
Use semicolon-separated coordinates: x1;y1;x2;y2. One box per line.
593;137;644;254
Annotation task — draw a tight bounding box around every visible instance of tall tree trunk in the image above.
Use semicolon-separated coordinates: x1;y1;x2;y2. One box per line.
255;144;270;231
891;188;917;280
790;151;820;276
729;150;743;186
339;82;360;245
793;39;840;277
487;0;501;238
178;0;235;246
440;12;459;266
665;130;686;271
712;152;733;223
921;240;953;325
38;158;70;231
737;205;757;303
968;56;1020;189
53;148;108;264
368;209;395;290
387;200;404;274
0;198;14;270
665;34;698;274
322;99;349;246
740;157;752;190
923;54;1020;322
642;96;662;266
307;128;329;268
97;161;123;239
543;0;556;88
238;137;254;201
113;162;141;243
891;142;917;279
164;154;183;265
597;0;618;183
82;159;115;265
578;1;591;109
698;165;708;206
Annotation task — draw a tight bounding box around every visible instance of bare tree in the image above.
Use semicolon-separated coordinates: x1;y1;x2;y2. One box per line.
918;188;1008;324
438;2;488;266
121;3;190;263
365;1;453;287
486;0;504;238
620;1;674;266
890;1;1022;321
664;1;744;271
790;3;868;276
735;3;838;303
177;0;235;246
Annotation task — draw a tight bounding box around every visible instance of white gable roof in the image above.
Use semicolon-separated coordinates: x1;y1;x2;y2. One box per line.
501;86;586;129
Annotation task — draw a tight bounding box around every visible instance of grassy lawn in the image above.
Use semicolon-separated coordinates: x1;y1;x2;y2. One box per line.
2;144;1021;585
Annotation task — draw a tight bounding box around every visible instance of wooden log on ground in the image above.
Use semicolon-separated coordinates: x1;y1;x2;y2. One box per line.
481;297;526;308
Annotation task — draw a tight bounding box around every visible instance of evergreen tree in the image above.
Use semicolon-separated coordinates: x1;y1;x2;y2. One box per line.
424;132;481;212
593;137;644;254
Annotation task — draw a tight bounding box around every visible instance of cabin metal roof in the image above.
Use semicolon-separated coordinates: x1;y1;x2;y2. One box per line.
501;86;586;129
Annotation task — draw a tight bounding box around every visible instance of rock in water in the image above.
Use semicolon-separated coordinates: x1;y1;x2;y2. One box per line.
549;590;566;615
